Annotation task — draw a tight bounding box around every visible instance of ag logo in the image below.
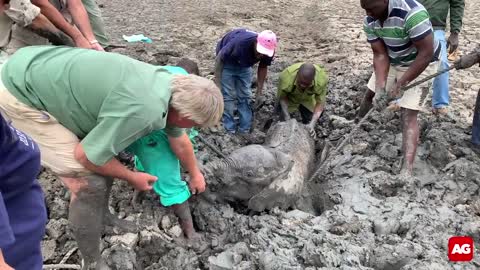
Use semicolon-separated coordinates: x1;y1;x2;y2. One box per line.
448;236;474;262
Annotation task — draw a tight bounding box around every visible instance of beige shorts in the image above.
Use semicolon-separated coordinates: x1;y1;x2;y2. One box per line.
367;62;439;111
0;90;90;177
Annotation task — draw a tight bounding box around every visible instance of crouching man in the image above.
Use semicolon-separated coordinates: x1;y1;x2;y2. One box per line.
277;62;328;138
0;45;223;269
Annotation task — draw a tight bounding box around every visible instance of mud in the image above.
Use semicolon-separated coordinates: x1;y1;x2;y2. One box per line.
39;0;480;269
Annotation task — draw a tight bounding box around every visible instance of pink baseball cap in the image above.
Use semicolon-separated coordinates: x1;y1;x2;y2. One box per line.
256;30;277;57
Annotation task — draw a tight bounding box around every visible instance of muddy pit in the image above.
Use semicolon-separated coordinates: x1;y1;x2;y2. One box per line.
39;0;480;269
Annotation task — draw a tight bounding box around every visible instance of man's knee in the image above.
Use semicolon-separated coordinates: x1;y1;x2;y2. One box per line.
62;174;110;199
402;108;419;121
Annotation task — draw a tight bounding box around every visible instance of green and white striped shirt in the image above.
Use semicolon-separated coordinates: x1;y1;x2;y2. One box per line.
363;0;440;66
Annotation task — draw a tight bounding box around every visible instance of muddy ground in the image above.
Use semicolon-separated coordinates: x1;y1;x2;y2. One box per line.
39;0;480;269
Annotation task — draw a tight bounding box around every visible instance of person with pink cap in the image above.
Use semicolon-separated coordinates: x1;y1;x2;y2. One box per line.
214;28;277;134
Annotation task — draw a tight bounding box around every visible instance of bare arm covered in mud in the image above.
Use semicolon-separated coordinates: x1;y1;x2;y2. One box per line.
256;65;268;98
370;40;390;91
27;13;75;46
168;133;206;195
31;0;90;48
73;143;157;191
393;33;434;96
279;97;290;120
310;101;325;125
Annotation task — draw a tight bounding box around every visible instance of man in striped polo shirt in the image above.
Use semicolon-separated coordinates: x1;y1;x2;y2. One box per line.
358;0;441;176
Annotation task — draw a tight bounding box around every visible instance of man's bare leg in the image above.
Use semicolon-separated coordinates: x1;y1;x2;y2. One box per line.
61;175;109;270
401;108;419;175
103;177;137;232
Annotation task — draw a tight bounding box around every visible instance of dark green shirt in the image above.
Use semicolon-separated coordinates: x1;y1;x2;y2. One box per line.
418;0;464;33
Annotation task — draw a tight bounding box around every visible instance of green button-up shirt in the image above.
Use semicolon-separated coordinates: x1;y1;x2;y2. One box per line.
418;0;465;33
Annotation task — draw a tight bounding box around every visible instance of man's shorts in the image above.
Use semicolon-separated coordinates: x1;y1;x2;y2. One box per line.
0;90;90;177
367;62;439;111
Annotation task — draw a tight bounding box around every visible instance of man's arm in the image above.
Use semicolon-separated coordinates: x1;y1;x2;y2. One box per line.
279;97;290;120
277;69;292;119
67;0;103;51
214;55;224;89
31;0;90;48
371;40;390;91
448;0;465;53
395;33;434;92
256;65;268;98
27;13;75;46
311;101;325;124
168;133;205;194
74;143;157;191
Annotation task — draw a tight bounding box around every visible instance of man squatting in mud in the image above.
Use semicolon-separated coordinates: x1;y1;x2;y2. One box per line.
214;28;277;134
358;0;442;176
0;45;223;269
277;63;329;138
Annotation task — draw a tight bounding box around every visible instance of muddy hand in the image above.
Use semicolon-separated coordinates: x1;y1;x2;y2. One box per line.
373;90;389;111
189;173;206;195
447;33;459;54
306;122;317;139
454;48;480;70
128;172;157;191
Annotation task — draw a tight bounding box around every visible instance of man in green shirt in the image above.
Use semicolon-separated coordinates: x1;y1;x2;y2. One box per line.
277;63;328;137
418;0;465;113
0;46;223;269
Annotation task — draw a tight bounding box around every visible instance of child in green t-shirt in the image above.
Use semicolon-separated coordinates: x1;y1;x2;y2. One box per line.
127;59;202;240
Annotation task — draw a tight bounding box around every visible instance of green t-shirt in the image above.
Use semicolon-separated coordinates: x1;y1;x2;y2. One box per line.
1;45;184;166
277;62;328;112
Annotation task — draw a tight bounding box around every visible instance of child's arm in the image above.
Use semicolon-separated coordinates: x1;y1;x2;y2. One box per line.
168;133;205;195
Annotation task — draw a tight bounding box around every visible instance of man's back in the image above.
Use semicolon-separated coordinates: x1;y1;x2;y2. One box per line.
216;28;272;67
1;46;173;138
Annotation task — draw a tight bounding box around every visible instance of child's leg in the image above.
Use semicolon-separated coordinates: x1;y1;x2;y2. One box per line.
170;201;197;239
132;131;193;237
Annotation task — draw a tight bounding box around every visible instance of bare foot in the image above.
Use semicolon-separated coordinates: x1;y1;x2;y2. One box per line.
173;232;209;253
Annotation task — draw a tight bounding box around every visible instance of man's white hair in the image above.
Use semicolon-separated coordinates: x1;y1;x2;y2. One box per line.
170;74;224;127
